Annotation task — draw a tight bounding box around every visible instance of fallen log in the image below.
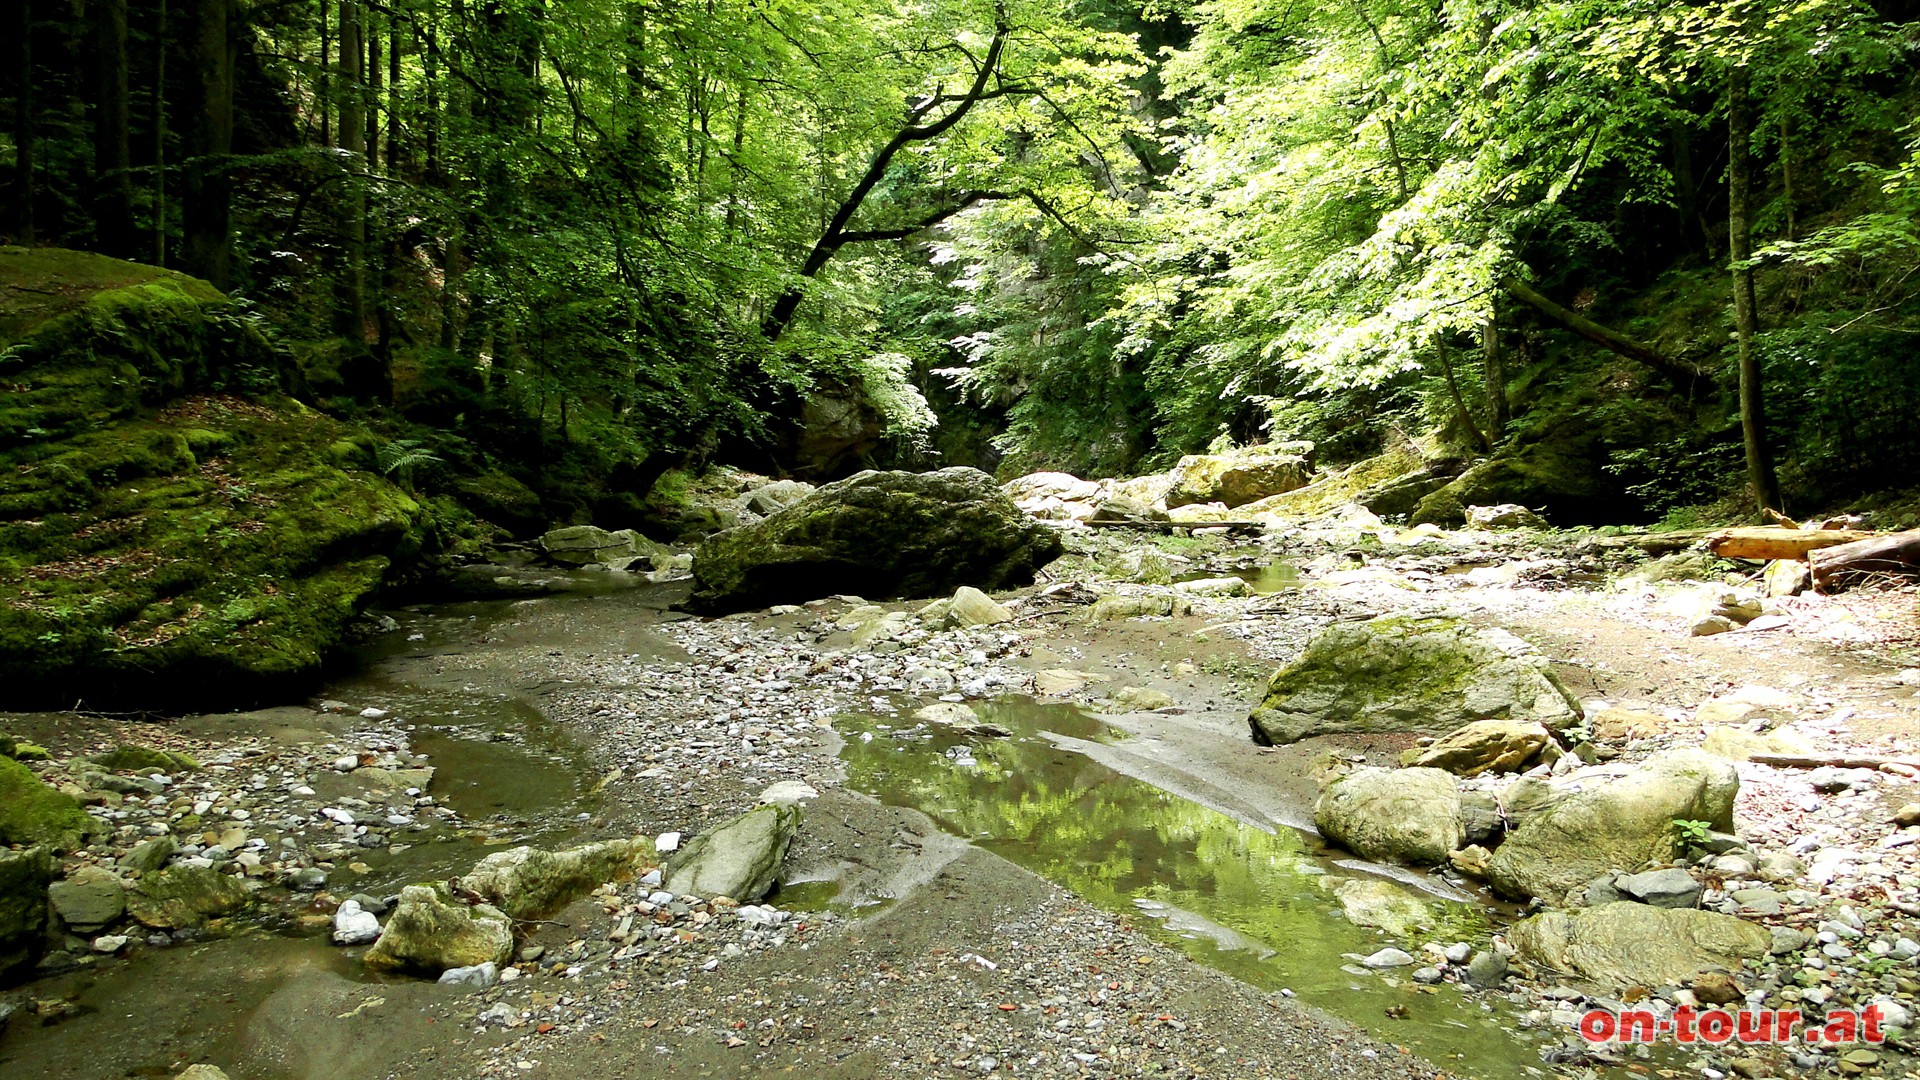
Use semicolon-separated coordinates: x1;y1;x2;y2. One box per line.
1809;528;1920;593
1705;526;1875;561
1750;753;1920;771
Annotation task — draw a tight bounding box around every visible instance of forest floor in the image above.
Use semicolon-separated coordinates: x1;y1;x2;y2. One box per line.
3;521;1919;1080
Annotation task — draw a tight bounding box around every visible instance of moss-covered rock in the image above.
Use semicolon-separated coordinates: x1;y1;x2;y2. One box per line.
125;864;250;929
1314;767;1464;866
1509;902;1771;993
687;468;1063;614
90;745;199;774
1165;443;1315;510
0;846;55;982
0;756;97;851
362;882;514;974
1247;615;1582;746
456;838;652;921
0;247;427;705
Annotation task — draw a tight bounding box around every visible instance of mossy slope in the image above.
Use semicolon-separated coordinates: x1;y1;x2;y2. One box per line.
0;247;424;705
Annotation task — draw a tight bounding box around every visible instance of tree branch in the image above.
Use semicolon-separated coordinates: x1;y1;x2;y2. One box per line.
1502;277;1705;380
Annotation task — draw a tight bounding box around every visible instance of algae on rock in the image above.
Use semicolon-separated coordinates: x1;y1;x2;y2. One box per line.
0;755;98;851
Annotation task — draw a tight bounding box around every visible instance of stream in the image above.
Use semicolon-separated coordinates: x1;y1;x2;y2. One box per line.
4;578;1571;1078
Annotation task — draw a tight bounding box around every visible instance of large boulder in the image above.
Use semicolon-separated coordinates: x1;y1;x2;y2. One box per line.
1509;902;1772;993
687;468;1062;614
1403;719;1552;777
1165;443;1315;510
539;525;644;566
1314;767;1463;866
362;883;514;975
126;865;249;929
665;803;800;902
0;247;426;706
1248;616;1582;746
456;839;652;921
1485;751;1739;903
0;846;54;981
0;756;98;850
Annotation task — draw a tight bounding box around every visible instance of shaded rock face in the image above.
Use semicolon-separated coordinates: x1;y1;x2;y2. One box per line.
126;865;249;929
0;756;98;851
0;847;54;982
456;839;652;921
1410;425;1629;527
1485;751;1739;903
1165;443;1315;510
665;803;800;902
1248;616;1582;746
0;247;425;707
363;884;514;975
1313;767;1463;866
687;468;1063;614
1509;902;1771;993
539;525;647;566
49;865;127;932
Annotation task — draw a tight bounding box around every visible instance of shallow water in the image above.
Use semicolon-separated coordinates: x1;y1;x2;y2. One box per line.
837;697;1555;1079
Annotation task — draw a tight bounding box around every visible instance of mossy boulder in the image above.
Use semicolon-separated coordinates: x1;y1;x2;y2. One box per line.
1485;751;1739;904
1509;902;1771;993
1411;420;1628;527
0;247;427;705
0;755;98;851
455;839;652;921
687;468;1063;614
0;846;55;982
1166;443;1315;510
125;865;250;929
1248;615;1582;746
362;883;514;974
90;745;199;774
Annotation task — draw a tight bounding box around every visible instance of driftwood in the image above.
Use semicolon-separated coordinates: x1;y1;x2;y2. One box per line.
1750;753;1920;771
1581;529;1716;555
1810;529;1920;593
1085;519;1264;535
1705;526;1876;561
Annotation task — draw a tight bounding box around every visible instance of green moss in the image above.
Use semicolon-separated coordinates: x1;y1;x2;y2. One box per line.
0;756;97;851
0;248;428;705
90;745;199;773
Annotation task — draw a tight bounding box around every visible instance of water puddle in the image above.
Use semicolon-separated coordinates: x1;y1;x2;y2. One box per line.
837;698;1554;1079
1178;559;1301;593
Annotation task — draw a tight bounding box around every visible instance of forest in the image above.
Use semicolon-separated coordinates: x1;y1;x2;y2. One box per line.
6;0;1920;531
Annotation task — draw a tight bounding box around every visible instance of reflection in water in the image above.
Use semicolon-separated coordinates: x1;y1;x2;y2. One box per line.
840;698;1549;1079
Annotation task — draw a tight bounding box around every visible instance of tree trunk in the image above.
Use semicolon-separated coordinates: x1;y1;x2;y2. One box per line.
337;0;367;338
12;0;34;243
1483;311;1508;440
1728;68;1781;514
387;15;401;170
91;0;137;256
1435;336;1490;453
366;10;382;171
1809;530;1920;593
318;0;330;145
152;0;167;263
1705;526;1875;561
182;0;233;289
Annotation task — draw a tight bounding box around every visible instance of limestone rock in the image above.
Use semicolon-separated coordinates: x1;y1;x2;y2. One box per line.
687;468;1062;614
738;479;814;517
1248;615;1581;745
665;803;800;903
457;838;652;921
119;835;177;873
1509;902;1771;993
1087;593;1191;622
1591;707;1666;741
176;1067;231;1079
1089;493;1169;523
0;756;98;851
1613;867;1703;909
1764;559;1811;598
1313;767;1463;866
1403;719;1551;777
363;884;513;975
1465;504;1548;530
1110;686;1175;711
49;865;127;932
332;899;381;945
126;865;249;929
0;846;54;980
1485;751;1738;903
1172;576;1253;598
540;525;642;566
947;586;1013;627
1165;443;1315;510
